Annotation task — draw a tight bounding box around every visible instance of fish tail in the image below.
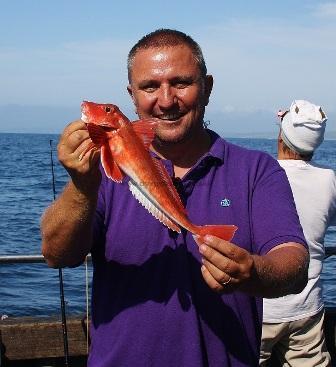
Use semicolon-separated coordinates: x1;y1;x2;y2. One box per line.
195;224;238;242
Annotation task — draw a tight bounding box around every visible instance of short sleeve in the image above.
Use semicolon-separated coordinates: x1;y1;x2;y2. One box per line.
251;156;307;255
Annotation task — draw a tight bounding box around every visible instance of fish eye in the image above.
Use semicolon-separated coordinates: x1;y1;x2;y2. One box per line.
105;106;111;113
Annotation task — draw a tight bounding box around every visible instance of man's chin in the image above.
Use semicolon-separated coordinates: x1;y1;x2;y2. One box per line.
154;128;193;146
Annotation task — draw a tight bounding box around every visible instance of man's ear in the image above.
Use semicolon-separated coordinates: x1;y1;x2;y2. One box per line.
127;85;135;103
204;75;213;106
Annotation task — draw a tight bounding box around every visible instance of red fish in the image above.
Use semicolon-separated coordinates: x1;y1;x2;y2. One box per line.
80;101;237;241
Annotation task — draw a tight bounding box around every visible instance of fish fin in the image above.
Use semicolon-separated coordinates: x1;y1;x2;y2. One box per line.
131;119;157;149
197;225;238;242
87;123;108;146
128;180;181;233
79;123;108;161
151;158;187;215
101;145;124;183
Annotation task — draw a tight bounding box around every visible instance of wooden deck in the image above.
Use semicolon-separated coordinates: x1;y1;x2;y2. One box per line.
0;315;89;366
0;308;335;366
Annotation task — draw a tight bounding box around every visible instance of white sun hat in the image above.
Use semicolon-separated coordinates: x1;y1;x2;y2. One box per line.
280;99;328;154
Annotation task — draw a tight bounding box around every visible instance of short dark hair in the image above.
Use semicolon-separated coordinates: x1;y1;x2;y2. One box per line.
281;135;314;161
127;28;207;82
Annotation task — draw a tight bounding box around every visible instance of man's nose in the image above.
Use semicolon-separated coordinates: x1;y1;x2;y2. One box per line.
157;85;176;109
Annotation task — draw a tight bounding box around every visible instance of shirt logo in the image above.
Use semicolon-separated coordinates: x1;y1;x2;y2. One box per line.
220;198;231;207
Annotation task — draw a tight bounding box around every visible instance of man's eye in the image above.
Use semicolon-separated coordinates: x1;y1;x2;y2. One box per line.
174;81;190;89
142;86;157;93
175;83;188;89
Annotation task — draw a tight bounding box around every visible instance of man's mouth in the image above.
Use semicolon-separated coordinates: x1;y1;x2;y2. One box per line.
156;113;184;122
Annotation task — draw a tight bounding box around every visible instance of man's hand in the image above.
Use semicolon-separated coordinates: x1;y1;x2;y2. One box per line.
58;120;101;195
196;235;308;297
197;235;254;293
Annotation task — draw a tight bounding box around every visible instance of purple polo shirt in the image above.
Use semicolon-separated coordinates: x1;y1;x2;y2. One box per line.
88;130;306;367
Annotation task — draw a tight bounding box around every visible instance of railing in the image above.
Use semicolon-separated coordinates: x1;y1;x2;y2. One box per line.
0;246;335;264
0;254;92;264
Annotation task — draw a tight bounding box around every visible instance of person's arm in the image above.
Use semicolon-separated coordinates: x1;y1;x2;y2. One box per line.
41;120;101;268
196;235;309;298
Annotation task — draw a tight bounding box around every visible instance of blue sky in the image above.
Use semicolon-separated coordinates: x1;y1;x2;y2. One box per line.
1;0;335;135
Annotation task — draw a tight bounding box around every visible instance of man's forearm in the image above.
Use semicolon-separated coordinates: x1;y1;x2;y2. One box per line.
41;181;98;268
249;244;309;298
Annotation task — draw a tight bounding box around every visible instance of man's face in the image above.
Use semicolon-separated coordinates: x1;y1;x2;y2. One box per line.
127;45;213;145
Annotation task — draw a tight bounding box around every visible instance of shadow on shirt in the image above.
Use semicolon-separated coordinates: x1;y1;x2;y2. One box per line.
90;242;259;365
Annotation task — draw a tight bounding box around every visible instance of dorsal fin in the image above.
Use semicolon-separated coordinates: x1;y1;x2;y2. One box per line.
128;180;181;233
131;119;157;149
151;157;187;215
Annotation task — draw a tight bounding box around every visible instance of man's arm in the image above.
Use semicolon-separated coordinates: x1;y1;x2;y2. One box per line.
41;120;101;268
196;235;309;298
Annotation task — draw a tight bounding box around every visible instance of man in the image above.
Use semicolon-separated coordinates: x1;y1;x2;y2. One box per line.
41;29;309;367
260;100;335;367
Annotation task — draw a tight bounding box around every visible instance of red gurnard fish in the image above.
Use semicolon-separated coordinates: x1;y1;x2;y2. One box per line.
80;101;237;241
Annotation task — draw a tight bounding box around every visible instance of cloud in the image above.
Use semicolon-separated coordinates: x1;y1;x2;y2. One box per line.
193;17;336;115
314;2;336;18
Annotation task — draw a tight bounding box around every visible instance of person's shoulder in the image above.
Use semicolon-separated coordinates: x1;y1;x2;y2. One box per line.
307;161;336;180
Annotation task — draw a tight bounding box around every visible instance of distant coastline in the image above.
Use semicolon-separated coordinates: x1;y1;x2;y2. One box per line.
0;130;336;140
223;131;336;140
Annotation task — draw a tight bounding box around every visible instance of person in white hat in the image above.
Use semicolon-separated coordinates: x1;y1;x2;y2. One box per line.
260;100;336;366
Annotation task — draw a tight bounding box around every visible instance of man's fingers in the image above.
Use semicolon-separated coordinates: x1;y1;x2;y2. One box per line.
201;235;247;262
202;259;237;285
199;244;239;276
73;139;95;159
62;120;87;138
58;126;91;158
200;265;234;293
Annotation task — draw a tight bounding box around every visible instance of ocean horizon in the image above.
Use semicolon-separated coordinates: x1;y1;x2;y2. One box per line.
1;130;336;140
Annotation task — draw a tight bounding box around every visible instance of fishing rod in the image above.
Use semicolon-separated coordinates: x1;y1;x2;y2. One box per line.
49;139;70;367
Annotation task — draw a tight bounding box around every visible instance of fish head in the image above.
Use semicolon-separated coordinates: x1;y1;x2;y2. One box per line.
81;101;128;130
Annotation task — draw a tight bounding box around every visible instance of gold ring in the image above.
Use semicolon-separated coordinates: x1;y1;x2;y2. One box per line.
221;276;232;286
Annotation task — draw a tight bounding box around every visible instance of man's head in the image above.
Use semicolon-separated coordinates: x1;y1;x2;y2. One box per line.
127;29;213;146
127;29;207;83
277;100;327;160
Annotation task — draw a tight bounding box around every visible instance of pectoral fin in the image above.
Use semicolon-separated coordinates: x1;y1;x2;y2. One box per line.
101;145;124;183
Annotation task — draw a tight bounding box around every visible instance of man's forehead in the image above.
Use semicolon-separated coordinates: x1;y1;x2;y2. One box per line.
132;46;198;72
133;45;193;60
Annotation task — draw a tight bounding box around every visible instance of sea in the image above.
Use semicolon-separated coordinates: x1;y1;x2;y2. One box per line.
0;133;335;318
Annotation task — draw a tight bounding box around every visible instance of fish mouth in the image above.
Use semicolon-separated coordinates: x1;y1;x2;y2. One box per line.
81;113;119;133
81;113;89;123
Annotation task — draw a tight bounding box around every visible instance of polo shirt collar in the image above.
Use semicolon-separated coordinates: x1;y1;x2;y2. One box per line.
150;129;226;197
150;129;225;171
